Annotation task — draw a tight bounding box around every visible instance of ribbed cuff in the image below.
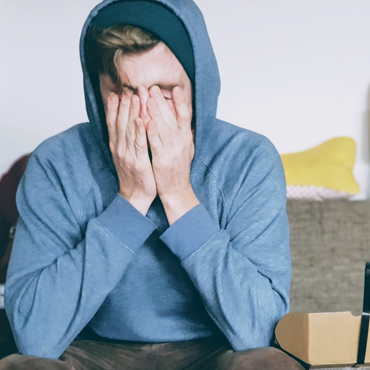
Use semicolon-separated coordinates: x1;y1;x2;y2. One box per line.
159;203;220;261
97;193;158;253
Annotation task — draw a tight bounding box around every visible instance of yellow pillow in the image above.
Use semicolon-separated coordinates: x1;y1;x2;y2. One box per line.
280;137;360;200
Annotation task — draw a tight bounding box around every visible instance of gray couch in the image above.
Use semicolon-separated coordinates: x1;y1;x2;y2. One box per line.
286;198;370;369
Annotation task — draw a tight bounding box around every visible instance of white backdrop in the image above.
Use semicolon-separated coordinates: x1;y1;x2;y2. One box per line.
1;0;369;199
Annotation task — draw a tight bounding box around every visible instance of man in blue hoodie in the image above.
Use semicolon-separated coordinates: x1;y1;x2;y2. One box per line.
0;1;305;369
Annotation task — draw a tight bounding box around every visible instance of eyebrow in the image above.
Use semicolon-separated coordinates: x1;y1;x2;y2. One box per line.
121;84;178;94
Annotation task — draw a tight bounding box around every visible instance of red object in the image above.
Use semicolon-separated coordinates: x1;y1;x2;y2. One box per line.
0;154;30;284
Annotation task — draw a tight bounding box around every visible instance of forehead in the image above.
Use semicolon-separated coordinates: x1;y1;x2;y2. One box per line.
117;42;187;88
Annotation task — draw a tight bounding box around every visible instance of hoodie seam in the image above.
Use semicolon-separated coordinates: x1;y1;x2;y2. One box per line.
94;219;136;255
201;159;230;218
77;161;112;225
182;229;223;262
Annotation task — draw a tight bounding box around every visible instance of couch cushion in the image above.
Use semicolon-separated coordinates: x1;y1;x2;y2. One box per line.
286;199;370;315
281;137;359;200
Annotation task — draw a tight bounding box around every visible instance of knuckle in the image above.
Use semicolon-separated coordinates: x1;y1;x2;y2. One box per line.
179;109;189;120
116;145;126;159
109;142;115;153
126;124;134;137
150;139;160;149
117;126;125;136
106;119;115;129
116;151;124;161
134;139;145;151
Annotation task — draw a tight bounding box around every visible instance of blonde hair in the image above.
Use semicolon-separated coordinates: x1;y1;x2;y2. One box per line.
85;24;161;84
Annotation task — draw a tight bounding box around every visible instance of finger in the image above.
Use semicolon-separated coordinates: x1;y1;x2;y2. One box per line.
116;93;131;146
148;86;175;129
172;86;192;131
106;92;119;144
126;95;140;149
146;119;162;153
147;98;171;145
134;117;149;159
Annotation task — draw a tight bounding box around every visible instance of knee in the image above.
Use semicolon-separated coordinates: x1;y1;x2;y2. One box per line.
230;347;306;370
258;347;305;369
0;353;64;370
0;354;22;370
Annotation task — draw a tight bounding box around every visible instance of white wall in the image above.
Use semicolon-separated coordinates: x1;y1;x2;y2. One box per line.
1;0;369;199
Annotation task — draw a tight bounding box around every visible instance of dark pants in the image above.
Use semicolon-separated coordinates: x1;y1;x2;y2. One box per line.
0;337;305;370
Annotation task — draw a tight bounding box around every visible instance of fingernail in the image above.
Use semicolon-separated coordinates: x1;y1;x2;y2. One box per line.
151;86;160;95
174;86;182;96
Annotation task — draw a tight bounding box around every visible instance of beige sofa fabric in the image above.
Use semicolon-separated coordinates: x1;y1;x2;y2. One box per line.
286;199;370;369
287;198;370;316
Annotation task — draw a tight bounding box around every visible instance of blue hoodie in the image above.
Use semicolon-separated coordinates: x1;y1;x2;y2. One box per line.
4;0;291;360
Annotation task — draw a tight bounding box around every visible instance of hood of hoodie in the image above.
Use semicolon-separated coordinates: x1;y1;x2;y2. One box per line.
79;0;221;171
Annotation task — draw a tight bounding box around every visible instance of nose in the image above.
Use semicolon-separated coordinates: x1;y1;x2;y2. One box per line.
137;87;151;128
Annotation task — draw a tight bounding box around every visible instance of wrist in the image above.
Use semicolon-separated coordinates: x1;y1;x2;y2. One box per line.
160;191;200;226
119;192;153;216
160;187;197;207
161;194;199;210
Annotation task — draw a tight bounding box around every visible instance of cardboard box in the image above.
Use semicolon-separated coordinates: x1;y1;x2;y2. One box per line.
275;311;370;368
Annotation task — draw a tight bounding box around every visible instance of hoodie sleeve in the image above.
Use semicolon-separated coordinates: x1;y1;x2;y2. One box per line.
159;139;291;351
4;149;158;359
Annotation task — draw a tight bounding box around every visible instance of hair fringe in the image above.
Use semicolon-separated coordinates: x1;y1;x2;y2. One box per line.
85;25;160;84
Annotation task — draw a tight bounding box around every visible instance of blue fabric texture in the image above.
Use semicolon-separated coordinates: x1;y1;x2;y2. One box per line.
4;0;291;359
